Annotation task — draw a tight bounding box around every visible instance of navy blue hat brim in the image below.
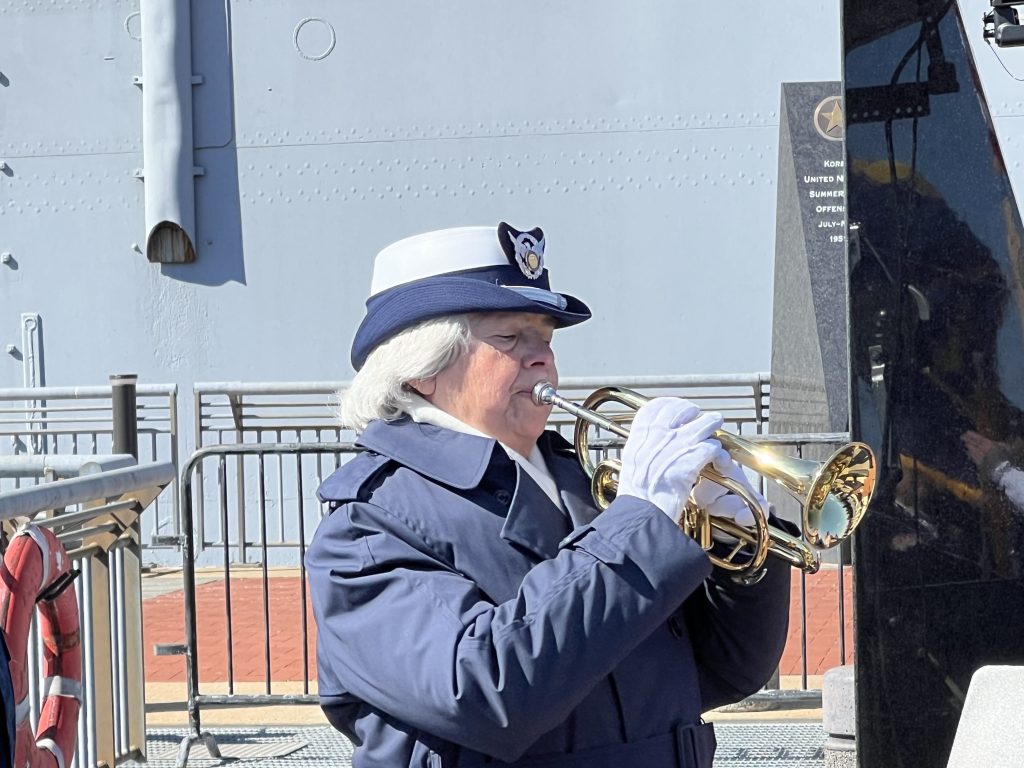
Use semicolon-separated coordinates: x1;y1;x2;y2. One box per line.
351;275;591;370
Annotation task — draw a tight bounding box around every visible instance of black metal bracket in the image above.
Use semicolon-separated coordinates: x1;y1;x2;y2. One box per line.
36;567;81;603
984;2;1024;47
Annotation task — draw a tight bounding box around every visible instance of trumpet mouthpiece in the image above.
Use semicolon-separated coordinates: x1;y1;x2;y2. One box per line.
532;381;556;406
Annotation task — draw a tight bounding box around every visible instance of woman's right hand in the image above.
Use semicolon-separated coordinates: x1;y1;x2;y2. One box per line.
617;398;724;522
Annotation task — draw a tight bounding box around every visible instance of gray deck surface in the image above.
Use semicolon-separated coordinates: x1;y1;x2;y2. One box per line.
128;723;826;767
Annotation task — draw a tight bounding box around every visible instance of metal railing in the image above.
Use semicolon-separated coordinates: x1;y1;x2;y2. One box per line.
194;374;770;443
0;383;180;553
0;461;176;768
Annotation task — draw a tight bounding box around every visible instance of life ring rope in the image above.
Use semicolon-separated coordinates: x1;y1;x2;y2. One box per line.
0;525;82;768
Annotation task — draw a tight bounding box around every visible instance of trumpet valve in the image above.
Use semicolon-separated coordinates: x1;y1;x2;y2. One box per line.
681;503;712;551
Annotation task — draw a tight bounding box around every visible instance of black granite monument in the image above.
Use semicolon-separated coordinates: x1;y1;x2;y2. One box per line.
844;2;1024;765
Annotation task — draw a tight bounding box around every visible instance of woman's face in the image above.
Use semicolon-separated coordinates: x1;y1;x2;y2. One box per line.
415;312;558;456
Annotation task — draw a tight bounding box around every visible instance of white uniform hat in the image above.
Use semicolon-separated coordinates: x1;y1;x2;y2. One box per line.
350;222;591;369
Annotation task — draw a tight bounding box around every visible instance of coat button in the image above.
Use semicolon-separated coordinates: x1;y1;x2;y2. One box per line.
668;616;685;639
495;490;512;505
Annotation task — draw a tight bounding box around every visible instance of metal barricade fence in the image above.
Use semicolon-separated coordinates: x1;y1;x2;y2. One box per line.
172;448;851;749
0;461;176;768
0;384;180;554
175;442;358;767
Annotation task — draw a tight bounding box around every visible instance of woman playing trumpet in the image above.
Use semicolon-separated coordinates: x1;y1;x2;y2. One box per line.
306;223;792;768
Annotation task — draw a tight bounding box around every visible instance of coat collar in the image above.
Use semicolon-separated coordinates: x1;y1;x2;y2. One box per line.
357;418;602;556
503;434;602;558
542;440;603;529
357;417;496;489
500;469;568;560
359;418;593;490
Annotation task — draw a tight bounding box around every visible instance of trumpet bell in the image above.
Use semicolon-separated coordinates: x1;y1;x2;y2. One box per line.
804;442;875;549
718;430;876;551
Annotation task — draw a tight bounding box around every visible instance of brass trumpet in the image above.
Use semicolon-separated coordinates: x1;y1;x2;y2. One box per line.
532;382;876;583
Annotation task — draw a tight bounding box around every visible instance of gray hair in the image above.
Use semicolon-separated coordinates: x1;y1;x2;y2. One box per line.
338;315;471;432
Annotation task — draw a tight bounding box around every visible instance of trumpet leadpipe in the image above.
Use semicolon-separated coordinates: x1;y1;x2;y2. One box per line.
532;381;630;439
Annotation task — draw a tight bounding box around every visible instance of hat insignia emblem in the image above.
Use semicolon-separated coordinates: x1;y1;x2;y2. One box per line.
507;231;545;280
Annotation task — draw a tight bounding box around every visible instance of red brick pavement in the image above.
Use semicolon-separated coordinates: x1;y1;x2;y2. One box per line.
144;568;854;683
145;576;318;684
782;567;855;677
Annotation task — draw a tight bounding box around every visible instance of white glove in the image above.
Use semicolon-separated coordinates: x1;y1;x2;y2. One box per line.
618;398;724;522
690;449;769;530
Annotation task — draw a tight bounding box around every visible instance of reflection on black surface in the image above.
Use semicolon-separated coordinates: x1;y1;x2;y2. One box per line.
845;1;1024;765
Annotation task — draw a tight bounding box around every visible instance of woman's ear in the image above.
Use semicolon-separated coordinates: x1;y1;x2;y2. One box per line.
406;377;436;397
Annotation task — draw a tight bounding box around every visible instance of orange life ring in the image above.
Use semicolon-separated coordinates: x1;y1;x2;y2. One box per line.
0;526;81;768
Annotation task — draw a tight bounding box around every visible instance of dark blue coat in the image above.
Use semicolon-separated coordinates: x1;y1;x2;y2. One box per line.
0;634;12;768
306;417;790;768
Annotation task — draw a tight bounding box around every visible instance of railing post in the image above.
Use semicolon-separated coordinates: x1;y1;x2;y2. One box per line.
109;374;146;760
110;375;139;460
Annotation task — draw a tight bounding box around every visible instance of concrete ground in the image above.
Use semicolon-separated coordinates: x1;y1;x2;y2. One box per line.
127;722;828;768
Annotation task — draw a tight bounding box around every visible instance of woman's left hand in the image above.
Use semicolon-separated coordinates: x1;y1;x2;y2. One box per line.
690;450;767;527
